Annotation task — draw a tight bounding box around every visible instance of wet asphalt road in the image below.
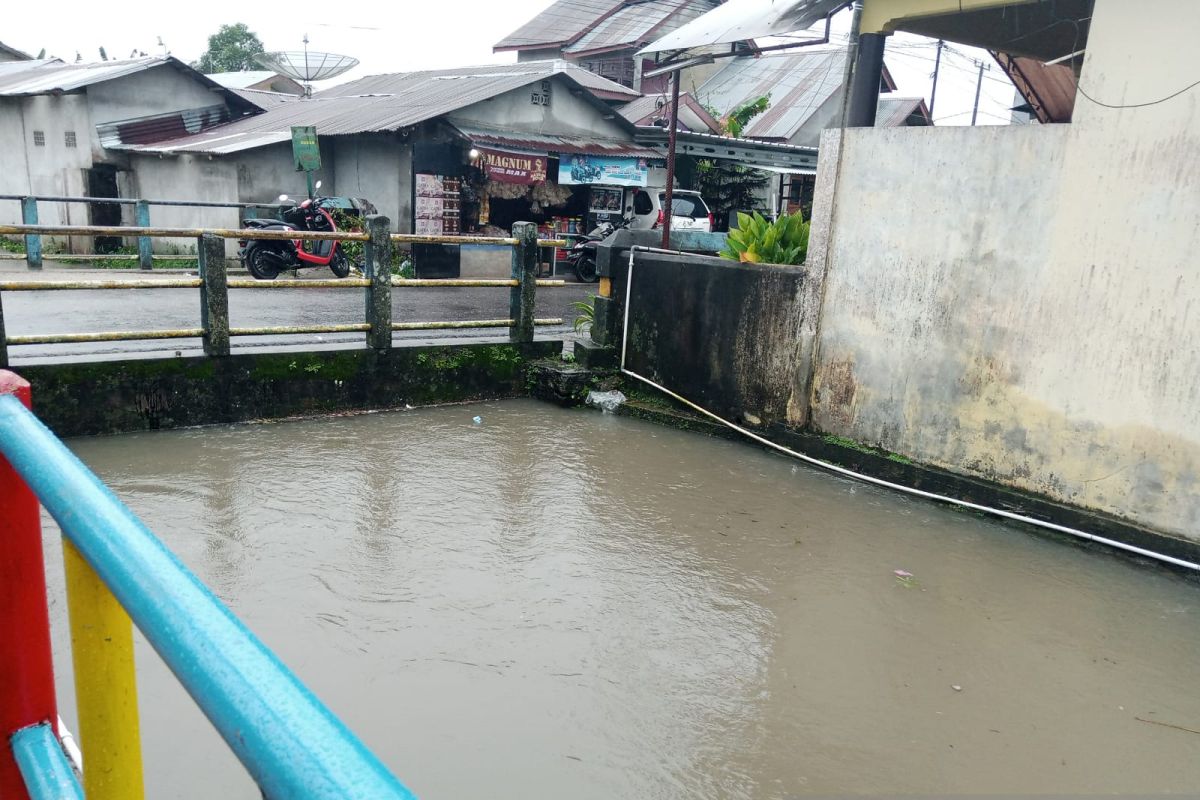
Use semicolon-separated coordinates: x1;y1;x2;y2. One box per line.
1;276;593;362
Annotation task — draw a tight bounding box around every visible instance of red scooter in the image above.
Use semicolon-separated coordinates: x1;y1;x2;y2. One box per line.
239;182;353;280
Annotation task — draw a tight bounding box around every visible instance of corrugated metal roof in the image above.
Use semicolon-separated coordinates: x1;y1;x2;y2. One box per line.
697;49;847;141
875;96;930;127
117;61;639;155
451;122;662;158
564;0;719;56
0;41;33;60
994;52;1077;123
231;88;301;109
0;56;175;95
97;105;234;148
618;92;723;133
494;0;622;50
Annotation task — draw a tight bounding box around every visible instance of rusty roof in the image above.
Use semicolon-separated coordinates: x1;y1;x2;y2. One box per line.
564;0;720;57
697;49;848;141
618;92;723;133
495;0;623;51
451;122;663;158
993;52;1077;123
114;61;640;155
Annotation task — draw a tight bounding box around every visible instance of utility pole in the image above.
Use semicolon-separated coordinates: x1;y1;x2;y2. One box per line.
661;69;681;249
928;39;943;117
970;59;990;126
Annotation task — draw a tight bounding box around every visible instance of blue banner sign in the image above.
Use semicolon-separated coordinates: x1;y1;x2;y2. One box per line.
558;154;648;187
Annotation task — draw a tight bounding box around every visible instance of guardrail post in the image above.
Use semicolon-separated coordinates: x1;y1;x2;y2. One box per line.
197;234;230;357
0;371;59;800
510;221;537;343
21;197;41;271
364;215;392;350
135;200;153;271
64;540;146;799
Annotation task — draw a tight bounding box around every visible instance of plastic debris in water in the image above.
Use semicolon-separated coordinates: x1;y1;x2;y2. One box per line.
472;416;483;425
952;685;963;692
586;390;626;413
894;569;913;578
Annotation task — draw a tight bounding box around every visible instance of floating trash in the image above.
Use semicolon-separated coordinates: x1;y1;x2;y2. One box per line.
587;390;626;413
472;416;483;425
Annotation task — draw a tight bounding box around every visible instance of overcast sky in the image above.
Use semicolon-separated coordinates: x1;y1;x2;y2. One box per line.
4;0;1021;126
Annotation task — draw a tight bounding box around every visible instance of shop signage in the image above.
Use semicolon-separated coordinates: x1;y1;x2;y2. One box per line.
291;126;321;172
558;154;648;187
480;147;548;184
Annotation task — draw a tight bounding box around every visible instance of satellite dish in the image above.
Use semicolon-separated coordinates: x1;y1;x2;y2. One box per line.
256;37;358;96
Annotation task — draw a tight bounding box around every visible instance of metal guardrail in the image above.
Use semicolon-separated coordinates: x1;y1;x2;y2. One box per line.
1;194;294;270
0;371;418;798
0;218;568;364
0;193;568;270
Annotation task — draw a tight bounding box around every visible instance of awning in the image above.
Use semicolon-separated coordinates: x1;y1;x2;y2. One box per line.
638;0;848;55
450;122;663;160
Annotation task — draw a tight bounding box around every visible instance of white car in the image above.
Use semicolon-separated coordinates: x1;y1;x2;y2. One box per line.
628;189;714;233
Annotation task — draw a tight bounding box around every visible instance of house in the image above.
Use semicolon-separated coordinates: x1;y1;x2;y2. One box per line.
494;0;726;93
206;71;305;96
617;92;723;133
802;0;1200;541
0;55;257;242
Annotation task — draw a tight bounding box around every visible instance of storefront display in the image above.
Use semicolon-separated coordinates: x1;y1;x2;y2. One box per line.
415;174;461;236
558;155;649;187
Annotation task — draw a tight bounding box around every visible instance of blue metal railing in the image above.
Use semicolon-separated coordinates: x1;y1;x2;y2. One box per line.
0;390;417;799
10;724;81;800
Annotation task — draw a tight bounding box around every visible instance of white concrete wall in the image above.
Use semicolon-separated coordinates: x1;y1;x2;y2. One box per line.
807;0;1200;539
128;153;239;255
332;134;412;232
448;75;631;140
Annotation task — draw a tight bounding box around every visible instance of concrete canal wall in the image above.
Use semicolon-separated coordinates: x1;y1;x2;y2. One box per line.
20;341;557;437
620;2;1200;545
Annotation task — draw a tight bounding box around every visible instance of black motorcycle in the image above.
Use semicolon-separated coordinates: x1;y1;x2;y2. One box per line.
566;217;629;283
238;182;353;280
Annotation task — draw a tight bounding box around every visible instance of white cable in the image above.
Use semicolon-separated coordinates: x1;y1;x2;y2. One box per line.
620;247;1200;572
57;715;83;775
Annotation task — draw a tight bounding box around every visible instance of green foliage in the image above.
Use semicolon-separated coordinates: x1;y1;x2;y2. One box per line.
194;24;265;73
697;160;769;232
720;211;809;266
723;95;771;138
571;299;595;335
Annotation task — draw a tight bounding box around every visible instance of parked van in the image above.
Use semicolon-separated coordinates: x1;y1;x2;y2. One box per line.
628;189;714;233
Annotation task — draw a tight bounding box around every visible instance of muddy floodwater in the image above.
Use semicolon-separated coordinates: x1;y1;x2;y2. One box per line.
40;400;1200;798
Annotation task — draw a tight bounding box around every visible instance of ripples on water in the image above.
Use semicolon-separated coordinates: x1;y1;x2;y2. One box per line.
37;400;1200;799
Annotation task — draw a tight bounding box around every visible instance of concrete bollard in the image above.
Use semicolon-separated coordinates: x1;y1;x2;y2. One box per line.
364;215;392;350
509;222;537;343
21;197;41;271
197;234;230;357
136;200;153;271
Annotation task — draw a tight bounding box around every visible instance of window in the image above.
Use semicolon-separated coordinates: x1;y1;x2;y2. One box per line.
33;130;45;147
659;193;707;219
64;131;77;148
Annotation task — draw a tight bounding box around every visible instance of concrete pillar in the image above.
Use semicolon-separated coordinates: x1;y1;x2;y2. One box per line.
0;289;8;369
509;222;537;343
197;234;230;357
846;32;886;128
21;197;41;271
136;200;152;271
364;215;392;350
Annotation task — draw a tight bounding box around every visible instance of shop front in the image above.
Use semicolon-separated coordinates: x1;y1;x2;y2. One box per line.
411;123;661;279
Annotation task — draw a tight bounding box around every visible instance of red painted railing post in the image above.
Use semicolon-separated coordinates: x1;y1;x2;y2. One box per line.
0;371;57;799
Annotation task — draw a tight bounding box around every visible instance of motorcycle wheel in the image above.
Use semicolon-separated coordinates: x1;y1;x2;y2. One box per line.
329;248;351;279
245;244;281;281
574;256;599;283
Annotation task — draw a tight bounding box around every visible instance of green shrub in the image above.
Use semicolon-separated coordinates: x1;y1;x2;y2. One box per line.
719;211;809;266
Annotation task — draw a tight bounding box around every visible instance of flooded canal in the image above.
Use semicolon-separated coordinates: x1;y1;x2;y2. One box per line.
40;399;1200;798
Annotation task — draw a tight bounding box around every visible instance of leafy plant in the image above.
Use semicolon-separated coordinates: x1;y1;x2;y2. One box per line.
571;299;595;335
720;211;809;266
193;24;266;73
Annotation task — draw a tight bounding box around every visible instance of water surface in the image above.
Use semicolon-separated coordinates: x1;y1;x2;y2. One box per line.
41;400;1200;798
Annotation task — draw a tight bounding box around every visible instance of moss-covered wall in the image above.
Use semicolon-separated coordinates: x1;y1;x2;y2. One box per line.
19;341;559;437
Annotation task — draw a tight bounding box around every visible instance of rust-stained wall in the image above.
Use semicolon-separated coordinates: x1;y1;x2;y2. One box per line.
807;0;1200;540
